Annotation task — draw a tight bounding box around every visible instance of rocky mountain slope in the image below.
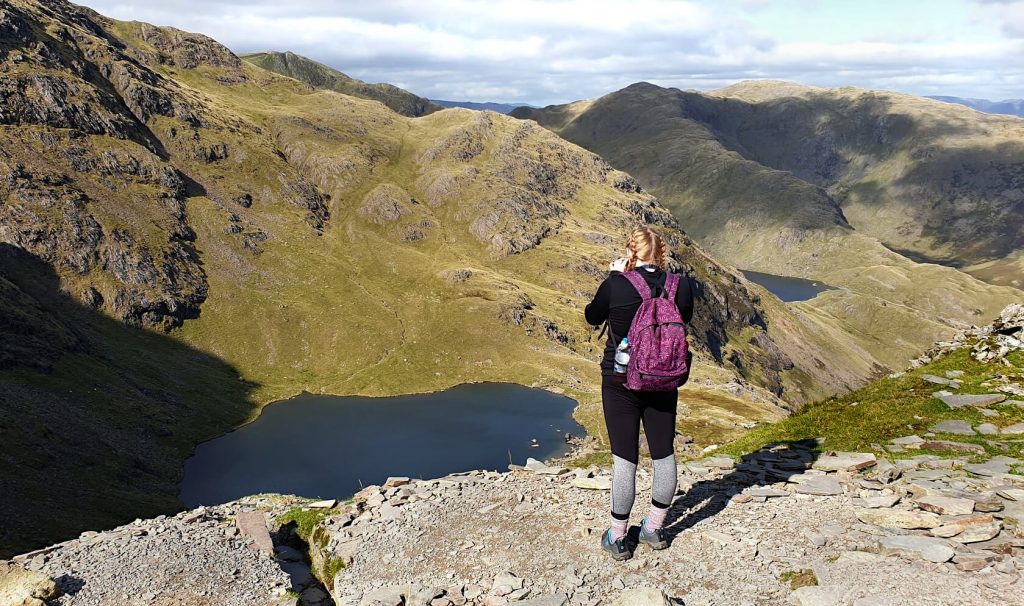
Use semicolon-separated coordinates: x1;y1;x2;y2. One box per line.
241;51;440;117
512;82;1023;367
7;305;1023;606
0;0;881;557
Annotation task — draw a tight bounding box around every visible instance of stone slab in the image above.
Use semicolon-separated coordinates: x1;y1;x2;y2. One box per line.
235;511;274;555
936;393;1006;409
879;535;954;563
812;452;877;472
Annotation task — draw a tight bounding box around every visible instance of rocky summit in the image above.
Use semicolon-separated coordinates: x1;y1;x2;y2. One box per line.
8;444;1023;606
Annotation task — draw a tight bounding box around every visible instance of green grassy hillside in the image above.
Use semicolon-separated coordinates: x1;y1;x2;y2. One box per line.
0;0;878;555
513;83;1023;370
722;347;1024;464
241;51;440;117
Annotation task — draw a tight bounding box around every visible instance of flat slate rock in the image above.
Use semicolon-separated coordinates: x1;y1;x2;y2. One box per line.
235;511;274;555
571;476;612;490
890;435;924;447
744;487;790;498
1001;423;1024;435
919;440;985;454
915;495;974;516
976;423;999;435
996;487;1024;501
930;513;996;538
610;587;671;606
700;456;736;470
963;461;1011;477
794;476;844;496
949;521;1002;543
790;585;845;606
517;597;568;606
929;420;974;435
935;393;1006;409
879;535;955;563
860;494;900;508
812;451;877;472
855;508;940;529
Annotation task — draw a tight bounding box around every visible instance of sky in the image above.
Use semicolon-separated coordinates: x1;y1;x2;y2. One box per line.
78;0;1024;105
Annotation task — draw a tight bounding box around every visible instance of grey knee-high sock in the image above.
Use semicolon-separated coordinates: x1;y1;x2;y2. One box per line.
651;453;677;507
611;455;637;517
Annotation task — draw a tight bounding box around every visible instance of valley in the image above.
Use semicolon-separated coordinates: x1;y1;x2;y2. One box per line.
1;4;1023;604
0;0;860;556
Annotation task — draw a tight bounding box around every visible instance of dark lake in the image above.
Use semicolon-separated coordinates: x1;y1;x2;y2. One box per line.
180;383;583;507
741;270;834;302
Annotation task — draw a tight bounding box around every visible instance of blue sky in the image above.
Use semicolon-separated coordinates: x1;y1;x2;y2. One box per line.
79;0;1023;104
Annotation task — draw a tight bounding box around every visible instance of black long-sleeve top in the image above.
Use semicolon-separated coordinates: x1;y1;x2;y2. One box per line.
585;267;695;376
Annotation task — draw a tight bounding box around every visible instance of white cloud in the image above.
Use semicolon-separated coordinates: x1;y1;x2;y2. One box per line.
78;0;1023;103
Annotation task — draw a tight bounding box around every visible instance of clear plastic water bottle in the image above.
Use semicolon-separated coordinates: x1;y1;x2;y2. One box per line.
614;337;630;375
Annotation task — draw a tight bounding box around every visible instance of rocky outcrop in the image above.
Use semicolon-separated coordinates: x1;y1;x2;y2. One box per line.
358;183;417;224
280;177;330;232
911;304;1024;367
0;561;60;606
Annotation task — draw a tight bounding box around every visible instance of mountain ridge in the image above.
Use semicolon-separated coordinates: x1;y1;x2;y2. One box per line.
241;50;441;117
0;0;883;556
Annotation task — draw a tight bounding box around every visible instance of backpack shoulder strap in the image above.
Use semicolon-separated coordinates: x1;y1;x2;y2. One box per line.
664;272;681;300
622;270;651;301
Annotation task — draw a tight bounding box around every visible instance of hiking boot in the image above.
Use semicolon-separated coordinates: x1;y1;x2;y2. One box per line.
638;519;668;550
601;529;633;561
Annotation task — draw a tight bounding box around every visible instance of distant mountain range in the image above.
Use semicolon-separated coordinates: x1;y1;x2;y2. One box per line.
431;100;534;114
926;96;1024;118
515;80;1023;369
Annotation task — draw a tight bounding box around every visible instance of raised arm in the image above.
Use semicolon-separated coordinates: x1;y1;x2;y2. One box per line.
585;275;613;326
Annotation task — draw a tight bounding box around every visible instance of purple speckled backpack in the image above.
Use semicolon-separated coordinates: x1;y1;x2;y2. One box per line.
622;270;691;392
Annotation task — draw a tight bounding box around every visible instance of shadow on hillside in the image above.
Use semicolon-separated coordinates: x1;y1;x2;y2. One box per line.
0;244;258;558
659;439;821;543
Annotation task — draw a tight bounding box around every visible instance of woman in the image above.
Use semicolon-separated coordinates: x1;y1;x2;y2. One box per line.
584;227;694;561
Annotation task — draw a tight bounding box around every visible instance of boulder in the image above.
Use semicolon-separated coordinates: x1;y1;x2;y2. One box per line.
0;562;60;606
879;535;954;563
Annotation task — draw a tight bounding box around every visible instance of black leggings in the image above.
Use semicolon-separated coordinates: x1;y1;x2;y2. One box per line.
601;375;678;463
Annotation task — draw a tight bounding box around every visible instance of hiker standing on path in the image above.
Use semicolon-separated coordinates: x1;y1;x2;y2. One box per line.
585;227;695;561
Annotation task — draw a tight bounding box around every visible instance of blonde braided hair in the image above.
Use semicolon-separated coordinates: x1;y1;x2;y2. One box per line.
624;227;667;272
